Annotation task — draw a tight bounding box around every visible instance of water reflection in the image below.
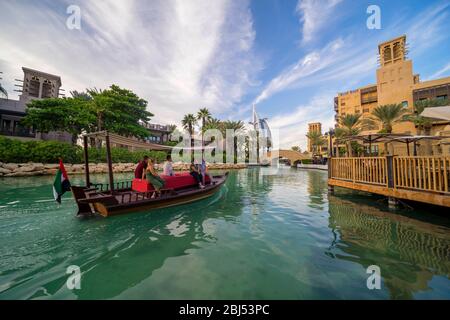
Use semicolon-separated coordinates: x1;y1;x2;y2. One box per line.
306;170;327;209
0;172;247;299
327;195;450;299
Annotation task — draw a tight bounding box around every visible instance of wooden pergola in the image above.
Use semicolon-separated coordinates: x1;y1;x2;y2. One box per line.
336;133;450;156
336;133;406;156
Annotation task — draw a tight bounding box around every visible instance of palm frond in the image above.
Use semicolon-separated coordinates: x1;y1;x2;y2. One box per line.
0;83;8;99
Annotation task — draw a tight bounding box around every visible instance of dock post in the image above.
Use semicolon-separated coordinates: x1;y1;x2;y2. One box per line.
386;155;399;208
386;155;394;188
327;156;334;193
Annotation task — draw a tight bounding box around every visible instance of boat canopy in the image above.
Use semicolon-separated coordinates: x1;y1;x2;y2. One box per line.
82;131;172;151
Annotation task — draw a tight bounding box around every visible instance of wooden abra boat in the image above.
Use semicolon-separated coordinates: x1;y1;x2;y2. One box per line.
72;131;228;217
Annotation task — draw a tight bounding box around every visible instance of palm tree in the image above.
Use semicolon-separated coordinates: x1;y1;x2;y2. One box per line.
306;131;325;156
222;120;245;163
336;114;362;156
363;104;406;133
202;117;222;131
182;113;197;162
291;146;301;152
86;88;107;133
197;108;212;159
0;83;7;99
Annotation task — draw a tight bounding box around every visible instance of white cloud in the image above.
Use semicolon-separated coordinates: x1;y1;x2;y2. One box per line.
428;63;450;80
270;94;335;149
406;0;450;57
252;0;450;150
296;0;343;44
0;0;260;126
254;38;345;104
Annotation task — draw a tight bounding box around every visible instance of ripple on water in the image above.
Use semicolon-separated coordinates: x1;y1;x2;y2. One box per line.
0;170;449;299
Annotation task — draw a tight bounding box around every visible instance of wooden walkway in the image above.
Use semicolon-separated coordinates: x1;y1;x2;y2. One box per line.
328;156;450;208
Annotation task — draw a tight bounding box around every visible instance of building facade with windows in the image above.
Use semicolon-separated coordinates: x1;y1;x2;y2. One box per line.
307;122;332;157
0;67;72;142
334;35;450;155
142;123;173;144
307;122;322;153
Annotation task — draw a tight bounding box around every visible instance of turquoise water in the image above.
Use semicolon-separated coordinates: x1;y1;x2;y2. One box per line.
0;167;449;300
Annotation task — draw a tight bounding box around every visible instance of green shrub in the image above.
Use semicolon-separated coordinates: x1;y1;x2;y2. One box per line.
0;136;168;164
87;147;167;163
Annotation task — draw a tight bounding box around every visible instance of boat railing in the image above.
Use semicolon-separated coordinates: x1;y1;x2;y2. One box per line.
91;181;132;192
118;188;175;204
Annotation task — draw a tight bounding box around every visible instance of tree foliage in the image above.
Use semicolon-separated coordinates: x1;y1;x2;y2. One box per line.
0;136;167;164
306;131;325;155
402;98;450;134
21;85;153;144
363;104;406;133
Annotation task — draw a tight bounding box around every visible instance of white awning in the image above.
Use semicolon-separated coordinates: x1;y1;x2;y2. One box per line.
421;106;450;121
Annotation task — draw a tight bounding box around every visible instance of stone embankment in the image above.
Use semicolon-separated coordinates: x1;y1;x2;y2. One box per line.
0;162;247;177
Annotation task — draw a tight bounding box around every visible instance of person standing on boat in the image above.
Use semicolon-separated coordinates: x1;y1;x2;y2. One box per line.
190;162;205;189
163;154;174;176
135;156;149;179
146;158;166;193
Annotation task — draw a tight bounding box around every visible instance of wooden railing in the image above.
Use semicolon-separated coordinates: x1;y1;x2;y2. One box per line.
92;181;132;192
394;157;449;194
330;157;387;186
330;156;450;194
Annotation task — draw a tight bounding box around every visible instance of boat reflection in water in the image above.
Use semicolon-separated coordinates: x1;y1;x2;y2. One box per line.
327;194;450;299
69;173;241;300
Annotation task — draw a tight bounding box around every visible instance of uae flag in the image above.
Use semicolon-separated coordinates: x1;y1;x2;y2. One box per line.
53;159;71;203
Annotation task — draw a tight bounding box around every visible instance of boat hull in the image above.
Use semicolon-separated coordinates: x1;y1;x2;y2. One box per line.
73;173;228;217
96;181;224;217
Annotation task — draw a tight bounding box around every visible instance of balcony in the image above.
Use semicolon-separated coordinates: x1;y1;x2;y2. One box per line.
0;128;36;138
361;97;378;105
143;123;171;132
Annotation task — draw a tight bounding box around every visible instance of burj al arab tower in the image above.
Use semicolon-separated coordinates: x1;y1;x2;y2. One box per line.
250;104;273;164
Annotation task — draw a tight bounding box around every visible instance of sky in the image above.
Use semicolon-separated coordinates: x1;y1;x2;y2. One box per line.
1;0;450;150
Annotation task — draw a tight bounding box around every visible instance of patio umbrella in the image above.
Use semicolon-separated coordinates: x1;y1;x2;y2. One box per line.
421;106;450;121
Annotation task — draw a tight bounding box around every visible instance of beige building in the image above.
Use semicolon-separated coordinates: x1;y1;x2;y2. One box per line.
307;122;332;157
334;35;450;155
0;67;72;142
307;122;322;152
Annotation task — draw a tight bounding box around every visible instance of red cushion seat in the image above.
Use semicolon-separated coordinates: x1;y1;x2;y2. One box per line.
132;172;210;192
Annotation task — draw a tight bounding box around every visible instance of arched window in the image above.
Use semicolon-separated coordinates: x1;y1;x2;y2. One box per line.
28;76;40;97
42;79;53;98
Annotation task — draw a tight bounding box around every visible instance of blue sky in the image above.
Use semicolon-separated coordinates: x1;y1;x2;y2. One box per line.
1;0;449;149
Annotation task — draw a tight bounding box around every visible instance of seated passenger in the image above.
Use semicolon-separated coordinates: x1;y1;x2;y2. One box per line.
200;158;213;185
163;154;174;176
145;158;165;194
135;155;149;179
190;162;205;189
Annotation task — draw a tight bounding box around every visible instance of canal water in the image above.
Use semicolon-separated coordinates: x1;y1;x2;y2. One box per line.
0;168;449;299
